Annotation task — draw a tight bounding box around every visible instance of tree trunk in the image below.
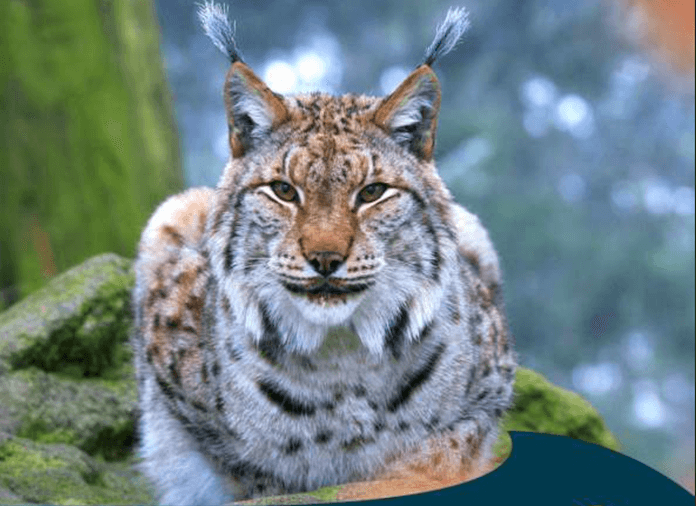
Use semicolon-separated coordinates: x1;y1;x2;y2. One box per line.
0;0;183;307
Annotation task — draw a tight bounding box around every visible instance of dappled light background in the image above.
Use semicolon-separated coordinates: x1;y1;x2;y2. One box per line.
153;0;694;492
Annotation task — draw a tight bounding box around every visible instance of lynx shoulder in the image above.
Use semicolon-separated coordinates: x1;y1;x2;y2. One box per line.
131;3;516;504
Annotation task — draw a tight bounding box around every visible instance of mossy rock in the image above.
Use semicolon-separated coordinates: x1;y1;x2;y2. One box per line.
0;253;152;503
502;367;620;451
0;435;152;505
0;254;618;504
0;253;134;378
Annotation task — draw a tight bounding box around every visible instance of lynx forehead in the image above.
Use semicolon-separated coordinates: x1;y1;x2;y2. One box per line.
132;3;515;505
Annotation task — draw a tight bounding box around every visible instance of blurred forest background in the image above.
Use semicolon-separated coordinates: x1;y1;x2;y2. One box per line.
1;0;693;494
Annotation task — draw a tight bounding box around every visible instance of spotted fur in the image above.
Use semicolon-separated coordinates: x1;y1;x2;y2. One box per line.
132;4;515;504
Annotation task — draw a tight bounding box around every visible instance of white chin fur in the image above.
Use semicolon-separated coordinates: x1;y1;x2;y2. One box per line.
287;292;363;326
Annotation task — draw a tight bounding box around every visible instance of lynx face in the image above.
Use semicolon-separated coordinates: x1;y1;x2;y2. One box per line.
206;64;455;356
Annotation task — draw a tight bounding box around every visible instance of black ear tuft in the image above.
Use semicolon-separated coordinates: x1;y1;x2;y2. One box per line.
198;1;243;63
423;7;469;67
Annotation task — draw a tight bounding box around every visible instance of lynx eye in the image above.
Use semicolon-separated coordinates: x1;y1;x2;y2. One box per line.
270;181;298;202
357;183;387;204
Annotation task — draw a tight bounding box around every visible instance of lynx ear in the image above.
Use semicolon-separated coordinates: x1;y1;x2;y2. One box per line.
224;62;289;157
373;65;441;160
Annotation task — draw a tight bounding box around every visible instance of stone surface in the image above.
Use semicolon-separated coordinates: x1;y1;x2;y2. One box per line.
0;254;618;504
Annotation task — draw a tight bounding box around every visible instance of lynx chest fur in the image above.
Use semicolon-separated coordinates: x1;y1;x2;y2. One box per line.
131;4;516;504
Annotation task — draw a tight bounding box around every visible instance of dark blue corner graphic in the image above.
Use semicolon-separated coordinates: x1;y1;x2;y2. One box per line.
361;431;694;506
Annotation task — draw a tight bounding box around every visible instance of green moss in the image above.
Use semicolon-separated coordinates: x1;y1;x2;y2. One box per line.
1;254;134;379
306;485;342;502
80;418;136;462
0;439;66;472
9;291;132;378
17;415;136;463
491;429;512;466
502;368;620;451
0;437;153;505
4;366;137;463
17;419;79;447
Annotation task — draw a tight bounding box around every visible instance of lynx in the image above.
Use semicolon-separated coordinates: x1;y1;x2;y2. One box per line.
131;3;516;504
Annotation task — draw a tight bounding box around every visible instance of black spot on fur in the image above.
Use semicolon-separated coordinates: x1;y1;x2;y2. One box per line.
221;459;271;483
191;400;209;413
384;305;409;360
398;421;410;431
258;379;316;416
469;311;483;327
201;365;208;383
415;321;433;344
212;361;220;376
386;343;446;412
223;191;247;272
227;342;243;361
166;317;178;329
155;375;182;402
256;303;284;364
476;390;489;401
430;247;442;281
169;361;181;386
153;314;161;328
315;430;333;444
464;366;477;396
298;357;316;371
284;438;303;455
411;194;442;283
216;395;225;412
353;385;367;397
342;436;374;452
224;243;234;272
187;422;224;446
373;420;384;432
425;415;440;431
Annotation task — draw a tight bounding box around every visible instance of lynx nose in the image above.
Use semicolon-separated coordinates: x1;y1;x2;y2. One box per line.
307;251;344;277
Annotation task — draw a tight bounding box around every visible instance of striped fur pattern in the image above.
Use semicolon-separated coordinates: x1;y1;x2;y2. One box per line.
132;4;515;504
